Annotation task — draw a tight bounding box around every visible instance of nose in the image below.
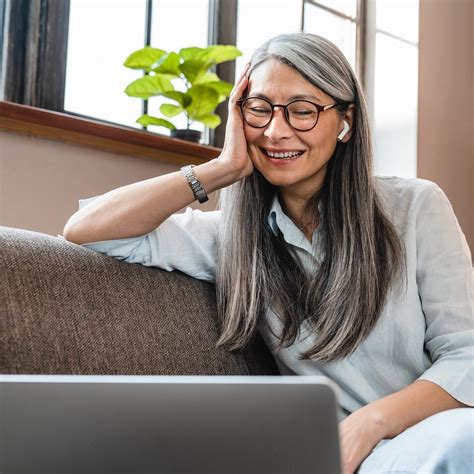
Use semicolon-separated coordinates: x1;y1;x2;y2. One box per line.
263;106;293;142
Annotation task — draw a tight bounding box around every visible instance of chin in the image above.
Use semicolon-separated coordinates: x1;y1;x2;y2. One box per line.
255;168;302;188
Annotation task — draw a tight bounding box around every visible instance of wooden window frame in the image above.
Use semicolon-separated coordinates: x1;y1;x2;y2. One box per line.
0;100;220;165
1;0;71;111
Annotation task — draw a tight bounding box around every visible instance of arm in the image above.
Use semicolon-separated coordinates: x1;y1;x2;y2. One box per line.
63;159;235;244
63;63;252;245
340;183;473;474
339;380;466;474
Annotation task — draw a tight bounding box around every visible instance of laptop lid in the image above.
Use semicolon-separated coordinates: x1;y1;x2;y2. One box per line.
0;375;342;474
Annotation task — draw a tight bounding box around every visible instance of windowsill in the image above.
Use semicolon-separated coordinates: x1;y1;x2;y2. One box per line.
0;101;221;166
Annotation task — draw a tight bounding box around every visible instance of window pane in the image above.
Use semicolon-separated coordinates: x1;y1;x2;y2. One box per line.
303;4;356;70
376;0;418;43
236;0;302;76
373;33;418;178
147;0;209;134
150;0;209;52
148;0;209;135
311;0;357;18
64;0;147;128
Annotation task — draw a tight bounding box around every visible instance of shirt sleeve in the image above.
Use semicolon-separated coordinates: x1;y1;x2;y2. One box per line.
414;183;474;406
75;196;219;283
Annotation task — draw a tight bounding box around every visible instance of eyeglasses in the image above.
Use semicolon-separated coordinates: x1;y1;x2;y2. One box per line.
236;96;338;131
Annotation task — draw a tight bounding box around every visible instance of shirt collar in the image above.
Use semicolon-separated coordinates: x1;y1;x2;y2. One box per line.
267;193;323;253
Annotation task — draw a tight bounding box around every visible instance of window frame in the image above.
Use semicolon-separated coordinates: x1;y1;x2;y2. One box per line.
302;0;367;89
1;0;71;111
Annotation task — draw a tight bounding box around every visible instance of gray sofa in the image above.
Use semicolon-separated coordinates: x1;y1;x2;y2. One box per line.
0;226;279;376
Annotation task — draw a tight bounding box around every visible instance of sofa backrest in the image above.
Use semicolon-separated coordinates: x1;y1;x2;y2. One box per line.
0;227;279;376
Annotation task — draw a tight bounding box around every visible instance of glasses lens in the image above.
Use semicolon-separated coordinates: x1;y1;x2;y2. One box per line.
241;98;272;127
287;101;319;130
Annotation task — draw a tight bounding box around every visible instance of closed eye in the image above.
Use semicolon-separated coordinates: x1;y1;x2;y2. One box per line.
249;108;271;114
292;110;315;116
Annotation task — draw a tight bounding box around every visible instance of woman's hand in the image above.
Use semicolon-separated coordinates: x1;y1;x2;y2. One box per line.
339;405;386;474
218;62;254;181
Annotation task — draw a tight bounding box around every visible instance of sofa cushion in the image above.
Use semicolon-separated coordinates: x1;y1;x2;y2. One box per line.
0;227;279;376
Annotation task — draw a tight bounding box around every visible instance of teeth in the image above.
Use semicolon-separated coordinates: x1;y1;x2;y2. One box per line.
265;150;303;159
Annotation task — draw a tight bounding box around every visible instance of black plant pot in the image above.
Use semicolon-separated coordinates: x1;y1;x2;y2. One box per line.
170;129;202;143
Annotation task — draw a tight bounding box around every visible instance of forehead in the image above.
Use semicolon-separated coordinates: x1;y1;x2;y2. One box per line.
248;58;330;102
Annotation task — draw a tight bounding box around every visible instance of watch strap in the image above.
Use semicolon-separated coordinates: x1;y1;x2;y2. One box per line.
180;165;209;203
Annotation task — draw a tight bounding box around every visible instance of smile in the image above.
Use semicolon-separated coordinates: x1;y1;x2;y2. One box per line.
260;148;305;160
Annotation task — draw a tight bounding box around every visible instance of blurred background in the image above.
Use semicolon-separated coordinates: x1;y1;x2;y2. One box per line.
0;0;472;254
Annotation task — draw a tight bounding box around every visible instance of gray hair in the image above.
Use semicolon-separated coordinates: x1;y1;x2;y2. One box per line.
215;33;406;362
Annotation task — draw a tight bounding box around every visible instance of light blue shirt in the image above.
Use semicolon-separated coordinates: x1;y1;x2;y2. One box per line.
77;177;474;415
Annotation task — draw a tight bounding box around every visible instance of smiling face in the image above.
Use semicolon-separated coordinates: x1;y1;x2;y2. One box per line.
244;59;352;199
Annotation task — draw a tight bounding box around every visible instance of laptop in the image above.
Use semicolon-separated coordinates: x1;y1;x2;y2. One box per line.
0;375;342;474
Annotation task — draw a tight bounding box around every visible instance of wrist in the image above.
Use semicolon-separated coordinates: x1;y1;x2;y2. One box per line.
195;157;241;192
363;404;388;441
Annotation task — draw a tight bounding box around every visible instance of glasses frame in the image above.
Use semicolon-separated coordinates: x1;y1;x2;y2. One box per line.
236;96;338;131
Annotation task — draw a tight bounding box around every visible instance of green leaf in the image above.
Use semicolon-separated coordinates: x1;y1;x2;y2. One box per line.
179;46;242;84
194;72;220;84
195;80;233;105
151;52;181;76
194;113;221;129
179;59;208;84
179;47;204;61
160;91;192;108
136;114;176;130
186;85;220;119
124;47;166;71
197;45;242;65
203;80;233;96
124;74;174;99
160;103;183;117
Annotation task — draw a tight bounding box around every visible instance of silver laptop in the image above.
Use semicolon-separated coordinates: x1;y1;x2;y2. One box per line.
0;375;342;474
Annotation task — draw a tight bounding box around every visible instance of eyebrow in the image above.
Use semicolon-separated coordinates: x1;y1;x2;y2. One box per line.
250;92;322;102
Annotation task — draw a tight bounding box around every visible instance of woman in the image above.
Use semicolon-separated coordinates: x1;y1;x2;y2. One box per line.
64;33;473;473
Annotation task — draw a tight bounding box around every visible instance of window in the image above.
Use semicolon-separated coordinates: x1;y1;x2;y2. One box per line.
65;0;147;128
2;0;419;174
64;0;210;133
371;1;419;178
236;0;301;73
302;0;359;71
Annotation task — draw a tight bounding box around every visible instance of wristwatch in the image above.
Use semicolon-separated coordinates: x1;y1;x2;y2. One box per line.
180;165;209;203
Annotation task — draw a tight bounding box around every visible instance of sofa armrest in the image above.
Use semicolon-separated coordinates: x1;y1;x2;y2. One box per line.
0;227;279;376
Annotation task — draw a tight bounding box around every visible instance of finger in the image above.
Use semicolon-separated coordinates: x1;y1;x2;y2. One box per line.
230;77;248;106
230;75;248;99
230;63;250;96
237;62;250;81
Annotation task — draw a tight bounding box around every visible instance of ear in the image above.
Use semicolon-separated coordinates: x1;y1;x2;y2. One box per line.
337;105;355;143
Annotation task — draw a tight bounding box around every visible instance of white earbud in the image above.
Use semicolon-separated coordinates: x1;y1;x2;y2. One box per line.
337;120;350;141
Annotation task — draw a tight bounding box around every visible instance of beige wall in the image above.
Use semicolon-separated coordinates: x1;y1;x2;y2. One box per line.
0;131;218;237
418;0;473;253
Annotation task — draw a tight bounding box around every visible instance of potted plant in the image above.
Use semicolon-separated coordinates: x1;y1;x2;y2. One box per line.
123;44;242;143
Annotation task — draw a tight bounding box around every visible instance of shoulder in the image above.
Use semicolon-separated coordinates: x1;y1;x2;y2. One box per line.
374;176;441;204
373;176;448;221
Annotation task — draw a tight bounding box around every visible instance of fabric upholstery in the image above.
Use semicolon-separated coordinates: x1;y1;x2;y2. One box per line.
0;227;279;376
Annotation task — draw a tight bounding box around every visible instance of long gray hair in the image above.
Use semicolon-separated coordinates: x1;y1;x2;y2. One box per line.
215;33;406;362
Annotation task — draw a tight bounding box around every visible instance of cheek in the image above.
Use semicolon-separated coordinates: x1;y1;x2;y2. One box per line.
243;125;261;145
